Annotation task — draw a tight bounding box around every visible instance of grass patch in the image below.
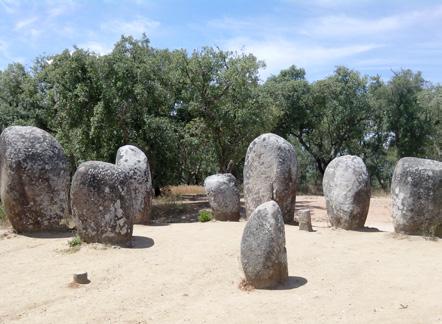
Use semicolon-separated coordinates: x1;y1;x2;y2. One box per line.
68;235;82;247
198;210;213;222
0;203;9;227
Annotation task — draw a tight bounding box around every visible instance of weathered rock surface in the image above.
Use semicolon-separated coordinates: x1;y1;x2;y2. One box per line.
323;155;370;230
244;133;297;223
70;161;134;246
0;126;70;232
204;173;240;221
241;200;288;289
116;145;152;224
391;157;442;237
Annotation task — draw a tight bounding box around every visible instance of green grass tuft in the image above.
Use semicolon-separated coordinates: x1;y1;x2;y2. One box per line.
198;210;213;222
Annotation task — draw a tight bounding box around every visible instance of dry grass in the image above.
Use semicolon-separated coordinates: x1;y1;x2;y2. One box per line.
168;185;205;196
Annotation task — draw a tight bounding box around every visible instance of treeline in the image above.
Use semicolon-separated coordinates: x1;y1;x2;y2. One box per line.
0;35;440;193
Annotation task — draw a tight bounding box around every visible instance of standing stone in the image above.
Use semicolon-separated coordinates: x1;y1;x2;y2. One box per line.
70;161;134;246
116;145;152;224
241;201;288;289
297;209;313;232
244;133;297;223
391;157;442;237
0;126;70;233
204;173;240;221
323;155;371;230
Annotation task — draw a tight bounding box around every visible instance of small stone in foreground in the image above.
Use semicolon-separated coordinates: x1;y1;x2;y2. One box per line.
73;272;89;284
298;209;313;232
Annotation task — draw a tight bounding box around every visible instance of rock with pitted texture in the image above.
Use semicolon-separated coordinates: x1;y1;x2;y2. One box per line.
0;126;70;233
70;161;134;246
244;133;297;224
116;145;152;224
391;157;442;237
241;200;288;289
323;155;371;230
204;173;240;221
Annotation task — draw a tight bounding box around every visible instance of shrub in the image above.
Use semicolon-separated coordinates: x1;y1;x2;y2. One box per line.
198;210;213;222
68;235;82;248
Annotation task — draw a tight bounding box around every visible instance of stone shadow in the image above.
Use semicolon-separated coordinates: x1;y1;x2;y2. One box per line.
21;230;74;239
130;235;155;249
274;276;308;290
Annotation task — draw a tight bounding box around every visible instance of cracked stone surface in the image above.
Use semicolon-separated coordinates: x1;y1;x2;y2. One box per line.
391;157;442;237
0;126;70;233
244;133;297;224
116;145;152;224
70;161;134;246
323;155;371;230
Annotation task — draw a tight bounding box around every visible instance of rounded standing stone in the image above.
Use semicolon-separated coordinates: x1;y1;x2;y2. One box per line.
323;155;371;230
241;200;288;289
244;133;297;224
116;145;152;224
0;126;70;233
391;157;442;237
70;161;134;246
204;173;240;221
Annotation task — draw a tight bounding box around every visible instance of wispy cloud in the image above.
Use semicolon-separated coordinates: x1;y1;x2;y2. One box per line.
101;17;160;36
225;37;380;78
77;41;112;55
14;17;39;30
302;5;442;37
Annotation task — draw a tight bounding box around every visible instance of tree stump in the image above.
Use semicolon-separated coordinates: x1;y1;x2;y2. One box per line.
298;209;313;232
73;272;89;284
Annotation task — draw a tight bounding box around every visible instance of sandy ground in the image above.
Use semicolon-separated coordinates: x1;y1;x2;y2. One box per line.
0;195;441;324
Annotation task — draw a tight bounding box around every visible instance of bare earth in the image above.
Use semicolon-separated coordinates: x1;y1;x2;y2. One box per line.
1;195;441;324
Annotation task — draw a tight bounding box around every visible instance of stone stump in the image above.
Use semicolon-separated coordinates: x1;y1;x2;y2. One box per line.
323;155;371;230
241;201;288;289
0;126;70;232
297;209;313;232
204;173;240;221
391;157;442;237
116;145;152;224
70;161;134;246
244;133;297;224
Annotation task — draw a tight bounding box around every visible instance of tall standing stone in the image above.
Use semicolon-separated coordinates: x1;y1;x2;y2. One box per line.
391;157;442;237
0;126;70;233
70;161;134;246
244;133;297;223
323;155;371;230
116;145;152;224
204;173;240;221
241;201;288;289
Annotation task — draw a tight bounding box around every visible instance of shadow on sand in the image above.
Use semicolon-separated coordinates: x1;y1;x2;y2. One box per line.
21;230;74;239
130;236;155;249
274;276;308;290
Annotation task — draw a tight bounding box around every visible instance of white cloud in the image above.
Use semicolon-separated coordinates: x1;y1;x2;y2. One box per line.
14;17;39;30
224;37;380;79
77;41;112;55
101;17;160;36
302;5;442;38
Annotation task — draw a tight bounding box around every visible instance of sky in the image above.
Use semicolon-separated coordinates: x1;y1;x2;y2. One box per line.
1;0;442;82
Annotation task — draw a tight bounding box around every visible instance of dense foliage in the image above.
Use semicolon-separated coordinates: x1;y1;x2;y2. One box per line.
0;35;440;193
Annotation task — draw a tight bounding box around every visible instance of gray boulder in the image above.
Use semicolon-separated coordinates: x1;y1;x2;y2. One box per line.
244;133;297;223
240;200;288;289
116;145;152;224
0;126;70;232
70;161;134;246
204;173;240;221
323;155;370;230
391;157;442;237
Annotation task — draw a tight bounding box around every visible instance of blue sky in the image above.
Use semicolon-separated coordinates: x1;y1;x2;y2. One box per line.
1;0;441;82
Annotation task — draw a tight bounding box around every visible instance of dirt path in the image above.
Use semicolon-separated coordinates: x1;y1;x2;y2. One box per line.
0;196;440;323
